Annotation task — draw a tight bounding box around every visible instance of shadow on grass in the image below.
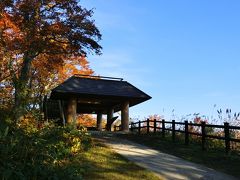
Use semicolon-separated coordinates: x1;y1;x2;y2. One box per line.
79;141;161;180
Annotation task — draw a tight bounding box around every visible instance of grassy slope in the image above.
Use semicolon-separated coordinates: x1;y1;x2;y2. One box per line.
80;140;162;180
117;133;240;178
0;119;161;179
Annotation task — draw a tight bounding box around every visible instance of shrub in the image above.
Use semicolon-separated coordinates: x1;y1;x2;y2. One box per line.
0;118;92;179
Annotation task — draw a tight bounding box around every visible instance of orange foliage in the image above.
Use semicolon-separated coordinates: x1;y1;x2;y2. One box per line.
57;56;94;83
146;114;163;128
76;114;96;127
148;114;162;121
0;0;101;119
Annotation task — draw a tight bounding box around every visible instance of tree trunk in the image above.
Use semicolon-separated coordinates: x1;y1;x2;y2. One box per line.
13;54;33;122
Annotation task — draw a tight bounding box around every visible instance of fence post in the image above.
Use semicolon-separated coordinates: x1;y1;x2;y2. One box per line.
154;119;157;133
114;125;116;131
162;119;165;138
201;121;206;151
147;119;150;134
172;120;175;142
138;120;141;134
185;121;189;145
224;122;230;154
131;122;133;132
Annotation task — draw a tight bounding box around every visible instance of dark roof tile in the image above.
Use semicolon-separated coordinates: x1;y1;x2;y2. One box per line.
51;76;151;100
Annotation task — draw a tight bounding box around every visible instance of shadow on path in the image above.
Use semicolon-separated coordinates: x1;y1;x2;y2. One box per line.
92;132;237;180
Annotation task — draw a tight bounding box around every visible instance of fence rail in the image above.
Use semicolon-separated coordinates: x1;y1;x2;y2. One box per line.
114;119;240;154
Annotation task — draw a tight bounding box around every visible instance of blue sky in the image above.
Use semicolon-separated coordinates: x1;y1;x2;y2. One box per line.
81;0;240;122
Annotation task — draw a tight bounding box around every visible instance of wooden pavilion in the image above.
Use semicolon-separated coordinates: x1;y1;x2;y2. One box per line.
49;75;151;131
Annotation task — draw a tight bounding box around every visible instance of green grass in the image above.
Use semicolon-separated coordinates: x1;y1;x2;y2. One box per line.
79;140;162;180
117;133;240;178
0;117;161;180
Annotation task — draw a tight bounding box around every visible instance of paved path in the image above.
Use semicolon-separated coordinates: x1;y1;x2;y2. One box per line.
93;133;237;180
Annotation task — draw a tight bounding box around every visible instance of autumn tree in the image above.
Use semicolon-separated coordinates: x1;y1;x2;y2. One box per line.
30;55;94;112
0;0;102;121
77;114;97;127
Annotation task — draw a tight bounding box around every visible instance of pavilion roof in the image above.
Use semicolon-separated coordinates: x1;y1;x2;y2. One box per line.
50;75;151;113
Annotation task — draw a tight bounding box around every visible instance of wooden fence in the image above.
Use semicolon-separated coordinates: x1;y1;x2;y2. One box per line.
114;119;240;154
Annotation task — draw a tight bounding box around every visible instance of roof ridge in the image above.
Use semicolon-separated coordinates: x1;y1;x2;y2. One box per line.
74;74;124;81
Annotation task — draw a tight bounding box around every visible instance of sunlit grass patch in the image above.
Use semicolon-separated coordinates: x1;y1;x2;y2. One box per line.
80;141;162;180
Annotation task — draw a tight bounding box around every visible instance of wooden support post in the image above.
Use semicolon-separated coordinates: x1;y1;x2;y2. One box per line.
131;122;133;132
58;100;66;126
162;119;165;138
154;119;157;133
66;97;77;125
97;112;103;131
185;121;189;145
201;121;206;151
121;101;129;132
138;120;141;134
172;120;175;142
107;108;114;131
224;122;230;154
147;118;150;134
